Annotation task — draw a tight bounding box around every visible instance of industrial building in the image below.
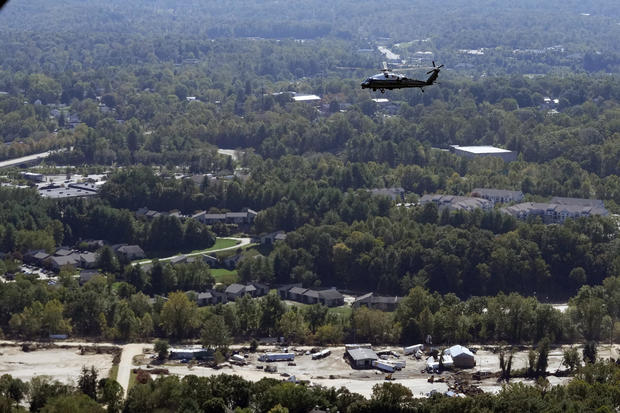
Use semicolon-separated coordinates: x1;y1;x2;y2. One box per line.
449;145;517;162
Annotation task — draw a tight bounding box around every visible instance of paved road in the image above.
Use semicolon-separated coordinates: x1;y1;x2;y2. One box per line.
132;237;253;267
117;343;152;398
0;150;54;168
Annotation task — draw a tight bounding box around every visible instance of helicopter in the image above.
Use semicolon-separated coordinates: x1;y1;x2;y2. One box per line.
361;61;443;93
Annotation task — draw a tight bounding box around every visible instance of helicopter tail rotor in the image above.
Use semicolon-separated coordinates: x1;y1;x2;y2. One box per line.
426;61;444;74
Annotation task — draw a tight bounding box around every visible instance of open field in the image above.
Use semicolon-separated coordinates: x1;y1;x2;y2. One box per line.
0;345;115;385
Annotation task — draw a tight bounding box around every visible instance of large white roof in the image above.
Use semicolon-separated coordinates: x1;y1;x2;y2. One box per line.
453;145;512;154
293;94;321;102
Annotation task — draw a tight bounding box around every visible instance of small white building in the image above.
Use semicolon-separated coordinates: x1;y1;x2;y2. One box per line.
445;345;475;368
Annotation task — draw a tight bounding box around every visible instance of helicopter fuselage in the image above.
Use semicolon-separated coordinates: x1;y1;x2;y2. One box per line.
361;72;428;92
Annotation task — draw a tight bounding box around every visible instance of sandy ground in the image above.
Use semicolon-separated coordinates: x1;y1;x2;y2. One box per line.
136;344;620;398
0;345;114;386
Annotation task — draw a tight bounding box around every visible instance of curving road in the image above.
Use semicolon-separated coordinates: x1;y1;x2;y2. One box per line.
132;237;253;267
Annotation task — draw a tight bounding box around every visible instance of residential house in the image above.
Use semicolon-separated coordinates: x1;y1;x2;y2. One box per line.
318;289;345;307
49;253;82;271
369;187;406;201
352;293;402;311
419;194;493;212
79;270;101;285
192;209;258;225
302;289;320;304
287;287;308;302
224;283;269;301
24;250;50;266
280;285;344;307
501;198;608;224
115;245;146;260
471;188;524;205
277;283;303;300
225;284;246;300
79;251;98;269
260;231;287;245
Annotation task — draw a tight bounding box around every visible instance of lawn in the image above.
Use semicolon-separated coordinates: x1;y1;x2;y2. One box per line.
211;268;239;284
108;364;119;381
133;238;242;264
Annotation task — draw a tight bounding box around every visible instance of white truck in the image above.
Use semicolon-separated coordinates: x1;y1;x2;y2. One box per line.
258;352;295;362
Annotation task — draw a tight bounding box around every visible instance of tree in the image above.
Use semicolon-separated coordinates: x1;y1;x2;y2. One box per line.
40;394;105;413
160;292;199;339
535;338;551;377
583;341;597;364
236;295;260;337
97;246;119;274
98;379;123;413
279;310;309;344
304;304;328;334
154;339;169;360
201;315;231;351
562;347;580;372
0;374;27;406
260;292;286;337
77;366;98;400
28;376;72;412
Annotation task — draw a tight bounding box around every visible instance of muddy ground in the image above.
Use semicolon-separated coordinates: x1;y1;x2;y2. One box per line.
138;344;619;398
0;344;115;385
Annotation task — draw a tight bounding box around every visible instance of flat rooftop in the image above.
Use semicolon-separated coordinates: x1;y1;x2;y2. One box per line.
293;94;321;102
452;145;512;154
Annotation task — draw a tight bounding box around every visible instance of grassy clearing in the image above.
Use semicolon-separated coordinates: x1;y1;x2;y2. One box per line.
133;238;242;264
211;268;239;284
128;370;137;390
108;364;119;381
328;305;352;319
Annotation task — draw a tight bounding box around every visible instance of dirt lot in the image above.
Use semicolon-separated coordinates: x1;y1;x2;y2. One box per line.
138;344;620;398
0;345;115;385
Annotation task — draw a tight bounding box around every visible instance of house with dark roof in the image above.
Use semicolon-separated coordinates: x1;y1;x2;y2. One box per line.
24;250;50;265
260;231;287;245
79;270;101;285
115;245;145;260
79;252;98;269
287;286;308;302
303;289;320;304
369;187;406;201
353;293;402;311
280;285;344;307
318;289;345;307
49;253;82;271
54;247;73;257
277;283;303;299
224;283;269;300
419;194;493;212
